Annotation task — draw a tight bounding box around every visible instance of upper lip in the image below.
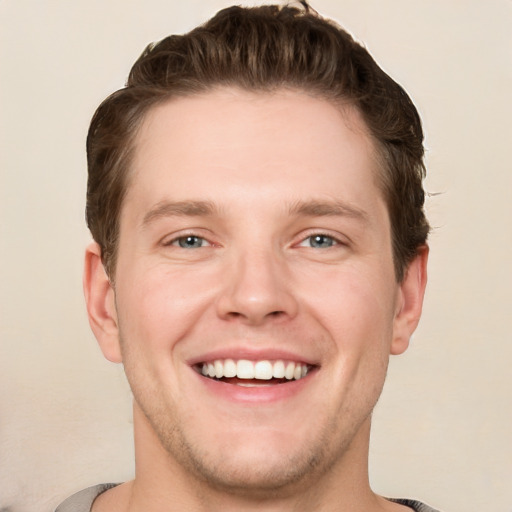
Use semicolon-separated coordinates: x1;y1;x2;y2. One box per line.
187;347;319;367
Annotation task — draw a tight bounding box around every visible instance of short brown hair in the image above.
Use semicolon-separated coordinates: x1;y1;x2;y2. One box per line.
86;3;429;281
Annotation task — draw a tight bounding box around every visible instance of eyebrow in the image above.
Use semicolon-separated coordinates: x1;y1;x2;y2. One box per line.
287;199;369;222
141;200;218;227
141;198;369;228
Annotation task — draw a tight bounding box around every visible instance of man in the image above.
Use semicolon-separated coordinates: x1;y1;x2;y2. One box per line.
57;3;437;511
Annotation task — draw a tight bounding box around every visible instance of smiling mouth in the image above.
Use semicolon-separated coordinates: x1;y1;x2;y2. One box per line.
195;359;313;386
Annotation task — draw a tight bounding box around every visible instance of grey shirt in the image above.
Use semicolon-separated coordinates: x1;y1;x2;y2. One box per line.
55;484;442;512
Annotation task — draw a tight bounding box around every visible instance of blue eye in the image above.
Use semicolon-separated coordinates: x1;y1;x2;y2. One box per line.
174;235;207;249
306;234;336;248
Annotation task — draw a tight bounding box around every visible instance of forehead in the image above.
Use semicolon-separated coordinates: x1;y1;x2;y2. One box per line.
125;88;384;217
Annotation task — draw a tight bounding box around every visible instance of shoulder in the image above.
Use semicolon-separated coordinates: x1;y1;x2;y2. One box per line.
388;498;442;512
55;484;119;512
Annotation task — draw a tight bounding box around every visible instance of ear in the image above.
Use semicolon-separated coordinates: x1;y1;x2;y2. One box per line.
83;242;122;363
390;245;429;355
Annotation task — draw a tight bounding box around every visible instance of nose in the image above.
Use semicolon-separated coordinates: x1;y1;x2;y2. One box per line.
216;249;299;326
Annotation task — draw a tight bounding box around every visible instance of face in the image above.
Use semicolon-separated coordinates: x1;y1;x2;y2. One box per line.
86;88;426;495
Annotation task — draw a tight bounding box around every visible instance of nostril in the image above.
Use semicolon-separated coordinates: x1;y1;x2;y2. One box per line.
226;310;284;320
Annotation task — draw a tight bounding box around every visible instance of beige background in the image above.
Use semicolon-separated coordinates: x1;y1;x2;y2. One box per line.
1;1;511;510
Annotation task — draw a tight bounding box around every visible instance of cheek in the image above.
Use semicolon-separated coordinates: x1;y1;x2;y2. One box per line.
301;266;397;343
298;264;397;396
115;263;218;354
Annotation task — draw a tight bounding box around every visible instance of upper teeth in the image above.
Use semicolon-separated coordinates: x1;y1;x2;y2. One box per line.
200;359;309;381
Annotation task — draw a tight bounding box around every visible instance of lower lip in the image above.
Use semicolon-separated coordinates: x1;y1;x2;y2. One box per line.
196;371;315;404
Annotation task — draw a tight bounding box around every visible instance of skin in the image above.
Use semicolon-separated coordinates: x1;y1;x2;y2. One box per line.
84;88;428;512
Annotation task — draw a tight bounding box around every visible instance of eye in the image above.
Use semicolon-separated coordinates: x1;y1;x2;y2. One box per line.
172;235;209;249
300;234;338;248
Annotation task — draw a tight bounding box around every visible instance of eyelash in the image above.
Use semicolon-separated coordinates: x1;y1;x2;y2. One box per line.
297;234;340;249
165;234;211;249
163;232;343;250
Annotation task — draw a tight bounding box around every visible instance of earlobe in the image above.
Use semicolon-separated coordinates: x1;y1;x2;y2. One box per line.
83;242;123;363
390;245;429;355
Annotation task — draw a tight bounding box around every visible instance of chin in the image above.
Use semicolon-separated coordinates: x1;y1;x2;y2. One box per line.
154;419;345;497
183;444;322;496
